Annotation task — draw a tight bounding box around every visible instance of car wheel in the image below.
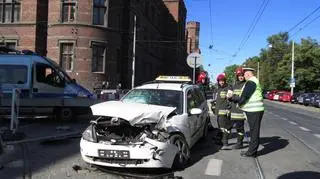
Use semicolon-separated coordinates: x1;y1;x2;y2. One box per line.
202;117;210;138
170;134;190;169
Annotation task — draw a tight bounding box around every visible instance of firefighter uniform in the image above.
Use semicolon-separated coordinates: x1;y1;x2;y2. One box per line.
215;80;232;146
230;80;246;149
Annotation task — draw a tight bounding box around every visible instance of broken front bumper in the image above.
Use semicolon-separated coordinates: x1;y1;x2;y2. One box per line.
80;137;178;168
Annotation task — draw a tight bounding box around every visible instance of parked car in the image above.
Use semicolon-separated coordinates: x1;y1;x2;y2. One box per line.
303;93;317;106
297;93;308;105
278;91;291;102
274;91;287;101
267;90;279;100
311;93;320;108
80;76;210;169
291;92;303;104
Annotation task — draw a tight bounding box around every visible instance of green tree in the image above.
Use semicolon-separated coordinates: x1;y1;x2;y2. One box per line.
223;64;239;85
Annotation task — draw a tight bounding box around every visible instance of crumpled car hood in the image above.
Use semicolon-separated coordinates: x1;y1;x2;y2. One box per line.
90;101;176;126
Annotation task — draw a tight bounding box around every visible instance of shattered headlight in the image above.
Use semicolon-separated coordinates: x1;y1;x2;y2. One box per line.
82;125;96;142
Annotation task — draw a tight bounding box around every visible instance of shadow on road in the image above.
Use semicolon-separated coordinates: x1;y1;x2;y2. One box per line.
258;136;289;156
277;171;320;179
184;128;220;169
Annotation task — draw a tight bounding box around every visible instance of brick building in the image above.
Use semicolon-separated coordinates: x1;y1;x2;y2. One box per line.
1;0;190;90
186;21;200;54
0;0;48;56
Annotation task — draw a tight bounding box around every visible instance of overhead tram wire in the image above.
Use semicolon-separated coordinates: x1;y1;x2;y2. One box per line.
291;13;320;38
230;0;270;64
237;0;268;54
209;0;214;45
287;5;320;34
237;0;269;53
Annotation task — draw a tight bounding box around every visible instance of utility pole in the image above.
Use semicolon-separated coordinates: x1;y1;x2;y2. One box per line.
257;61;260;80
290;40;295;96
131;15;136;89
193;56;198;84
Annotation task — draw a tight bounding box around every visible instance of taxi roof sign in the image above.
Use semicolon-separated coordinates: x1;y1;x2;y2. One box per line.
155;76;192;82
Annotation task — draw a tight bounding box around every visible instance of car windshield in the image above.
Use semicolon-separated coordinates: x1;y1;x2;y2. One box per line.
122;89;183;114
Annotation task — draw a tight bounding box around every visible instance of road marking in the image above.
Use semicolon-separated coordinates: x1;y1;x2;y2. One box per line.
299;126;311;132
205;159;223;176
289;121;297;125
314;134;320;139
281;117;288;121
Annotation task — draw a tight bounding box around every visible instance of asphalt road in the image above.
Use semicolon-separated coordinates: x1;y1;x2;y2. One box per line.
1;100;320;179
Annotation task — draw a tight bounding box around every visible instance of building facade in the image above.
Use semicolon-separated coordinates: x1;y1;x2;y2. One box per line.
0;0;48;56
186;21;200;54
1;0;190;90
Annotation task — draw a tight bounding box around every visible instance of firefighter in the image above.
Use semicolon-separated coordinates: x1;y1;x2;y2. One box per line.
214;73;232;147
229;67;246;149
197;71;209;98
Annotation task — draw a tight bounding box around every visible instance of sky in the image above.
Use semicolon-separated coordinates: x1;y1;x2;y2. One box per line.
184;0;320;80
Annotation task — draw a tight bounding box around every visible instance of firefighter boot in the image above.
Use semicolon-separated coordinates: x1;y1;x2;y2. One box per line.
221;132;229;149
232;141;243;149
232;134;244;149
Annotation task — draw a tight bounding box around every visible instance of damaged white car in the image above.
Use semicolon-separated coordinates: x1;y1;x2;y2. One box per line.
80;76;210;169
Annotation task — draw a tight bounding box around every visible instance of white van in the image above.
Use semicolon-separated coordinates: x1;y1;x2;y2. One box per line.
0;47;96;121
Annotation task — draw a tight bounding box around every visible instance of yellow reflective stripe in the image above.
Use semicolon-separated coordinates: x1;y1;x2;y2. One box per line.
218;110;227;115
238;132;244;136
231;113;245;118
233;89;242;95
220;128;231;133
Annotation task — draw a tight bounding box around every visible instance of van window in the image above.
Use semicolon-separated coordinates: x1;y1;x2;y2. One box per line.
35;63;65;87
0;65;28;84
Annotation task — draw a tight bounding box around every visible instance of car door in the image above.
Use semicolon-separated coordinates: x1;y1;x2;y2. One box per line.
186;88;198;146
193;88;208;139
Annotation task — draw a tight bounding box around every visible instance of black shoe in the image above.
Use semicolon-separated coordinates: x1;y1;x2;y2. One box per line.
240;151;257;158
232;142;243;149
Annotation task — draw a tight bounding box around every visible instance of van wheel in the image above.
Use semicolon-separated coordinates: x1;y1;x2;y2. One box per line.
169;134;190;169
55;108;73;121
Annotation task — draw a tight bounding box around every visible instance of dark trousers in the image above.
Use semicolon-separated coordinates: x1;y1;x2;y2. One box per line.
245;111;264;154
217;115;233;144
232;120;245;142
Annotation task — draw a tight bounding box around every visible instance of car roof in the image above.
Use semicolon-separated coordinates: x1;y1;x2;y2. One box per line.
135;82;195;91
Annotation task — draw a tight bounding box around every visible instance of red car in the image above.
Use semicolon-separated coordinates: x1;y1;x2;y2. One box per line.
267;90;279;100
278;91;292;102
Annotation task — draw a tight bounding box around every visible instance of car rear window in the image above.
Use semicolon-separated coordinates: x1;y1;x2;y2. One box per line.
0;65;28;84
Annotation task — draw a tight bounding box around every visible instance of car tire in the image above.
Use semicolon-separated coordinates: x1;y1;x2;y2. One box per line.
170;134;190;169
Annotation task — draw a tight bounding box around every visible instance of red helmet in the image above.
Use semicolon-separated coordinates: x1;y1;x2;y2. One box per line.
216;73;226;81
235;67;244;76
197;72;207;83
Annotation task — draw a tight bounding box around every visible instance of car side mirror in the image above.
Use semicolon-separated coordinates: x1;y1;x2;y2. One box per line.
190;108;202;115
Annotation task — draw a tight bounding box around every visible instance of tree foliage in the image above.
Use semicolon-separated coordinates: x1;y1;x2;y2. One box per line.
225;32;320;92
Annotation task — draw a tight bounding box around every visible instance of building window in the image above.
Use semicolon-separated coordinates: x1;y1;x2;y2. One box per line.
92;44;106;73
61;0;76;22
0;0;20;23
59;43;74;71
93;0;108;26
0;40;17;49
